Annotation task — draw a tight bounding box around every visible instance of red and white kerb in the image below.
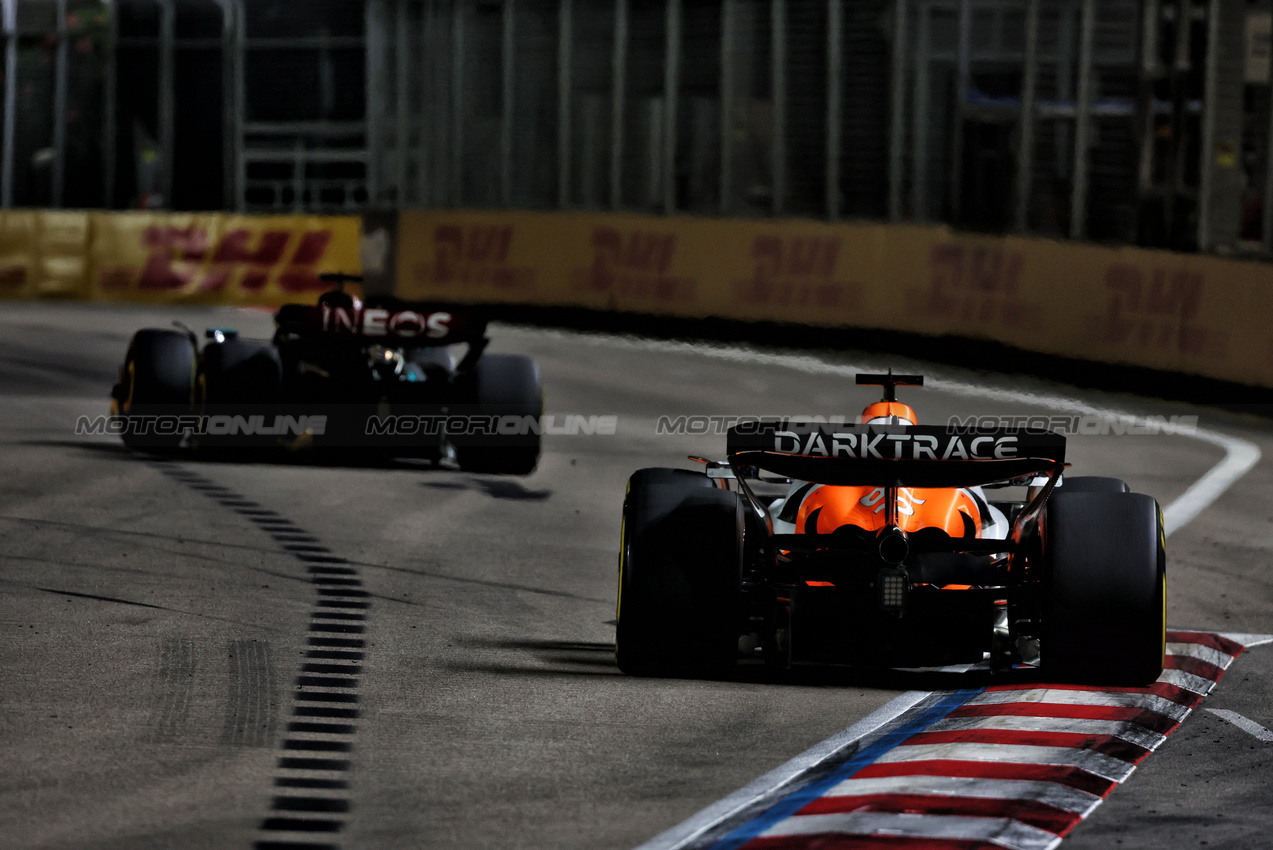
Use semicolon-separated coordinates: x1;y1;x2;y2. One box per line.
731;631;1262;850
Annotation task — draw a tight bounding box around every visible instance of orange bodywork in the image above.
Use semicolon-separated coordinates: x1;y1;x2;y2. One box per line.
795;485;982;538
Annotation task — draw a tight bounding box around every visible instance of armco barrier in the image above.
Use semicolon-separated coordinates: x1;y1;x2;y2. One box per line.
0;210;362;304
395;209;1273;390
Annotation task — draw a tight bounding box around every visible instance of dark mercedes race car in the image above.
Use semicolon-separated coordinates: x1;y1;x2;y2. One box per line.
615;373;1166;685
110;273;543;474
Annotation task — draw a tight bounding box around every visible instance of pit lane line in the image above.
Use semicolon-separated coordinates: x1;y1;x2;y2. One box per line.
566;334;1263;850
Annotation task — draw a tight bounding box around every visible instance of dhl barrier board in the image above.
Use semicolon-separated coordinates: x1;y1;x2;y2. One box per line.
395;210;1273;389
3;207;1270;389
0;210;361;304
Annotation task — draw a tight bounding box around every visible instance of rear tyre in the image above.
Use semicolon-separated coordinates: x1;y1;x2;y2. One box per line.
453;354;543;475
1059;476;1130;493
113;329;196;450
1043;491;1165;686
615;468;743;677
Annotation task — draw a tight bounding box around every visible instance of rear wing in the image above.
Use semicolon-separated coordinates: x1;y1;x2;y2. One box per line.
726;422;1065;488
726;421;1065;551
274;300;488;347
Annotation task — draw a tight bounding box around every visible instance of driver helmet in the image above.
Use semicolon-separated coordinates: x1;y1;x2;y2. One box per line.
861;401;917;425
317;289;363;313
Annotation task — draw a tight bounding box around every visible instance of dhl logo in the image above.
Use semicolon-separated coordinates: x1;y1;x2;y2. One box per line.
412;225;532;289
109;225;336;292
1104;265;1202;322
929;244;1023;296
735;235;857;310
752;235;840;280
574;227;693;302
1100;265;1225;356
591;228;676;276
435;225;512;276
911;244;1038;326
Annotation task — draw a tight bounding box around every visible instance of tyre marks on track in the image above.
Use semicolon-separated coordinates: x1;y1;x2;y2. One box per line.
153;463;367;850
222;639;279;747
147;637;196;743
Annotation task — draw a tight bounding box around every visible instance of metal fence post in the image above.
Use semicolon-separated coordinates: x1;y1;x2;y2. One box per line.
450;0;465;206
1264;1;1273;254
53;0;68;206
720;0;734;213
419;0;434;206
215;0;236;211
662;0;680;214
888;0;908;222
233;0;246;210
105;0;118;207
1014;0;1040;232
159;0;175;208
610;0;628;210
771;0;786;214
366;0;388;206
910;1;930;221
557;0;572;208
501;0;515;206
0;0;12;208
1069;0;1095;239
826;0;841;219
396;0;410;206
948;0;971;223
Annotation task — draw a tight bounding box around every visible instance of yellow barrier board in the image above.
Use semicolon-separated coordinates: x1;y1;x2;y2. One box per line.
88;212;362;303
0;210;92;298
396;209;1273;389
0;210;361;304
3;207;1268;387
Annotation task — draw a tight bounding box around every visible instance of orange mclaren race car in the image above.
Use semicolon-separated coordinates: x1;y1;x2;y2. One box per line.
615;373;1166;685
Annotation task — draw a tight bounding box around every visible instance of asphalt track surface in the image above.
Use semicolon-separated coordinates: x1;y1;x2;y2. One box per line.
2;302;1272;850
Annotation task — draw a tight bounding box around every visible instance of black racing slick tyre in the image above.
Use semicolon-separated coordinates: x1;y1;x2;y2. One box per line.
453;354;543;476
1059;476;1130;494
112;329;196;450
615;468;743;678
1043;491;1166;686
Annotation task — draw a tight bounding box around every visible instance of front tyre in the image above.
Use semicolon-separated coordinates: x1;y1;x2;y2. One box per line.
112;329;196;450
616;468;742;677
1043;491;1165;686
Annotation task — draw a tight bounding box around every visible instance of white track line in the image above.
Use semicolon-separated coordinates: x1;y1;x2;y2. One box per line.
1204;709;1273;743
919;376;1261;536
602;334;1264;850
